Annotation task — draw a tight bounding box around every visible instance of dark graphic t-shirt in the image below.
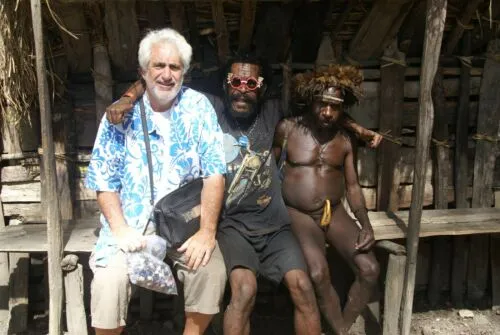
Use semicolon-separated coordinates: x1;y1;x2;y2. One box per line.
205;94;290;236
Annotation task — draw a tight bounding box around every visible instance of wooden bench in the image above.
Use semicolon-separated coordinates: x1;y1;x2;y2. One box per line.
0;208;499;334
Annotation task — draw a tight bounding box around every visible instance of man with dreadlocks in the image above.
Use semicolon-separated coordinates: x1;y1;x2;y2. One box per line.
273;65;380;335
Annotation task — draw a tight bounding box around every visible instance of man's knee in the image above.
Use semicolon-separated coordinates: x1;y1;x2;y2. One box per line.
229;269;257;308
309;263;330;288
357;257;380;285
285;270;315;299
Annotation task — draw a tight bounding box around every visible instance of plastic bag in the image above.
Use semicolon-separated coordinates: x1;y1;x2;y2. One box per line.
127;235;177;295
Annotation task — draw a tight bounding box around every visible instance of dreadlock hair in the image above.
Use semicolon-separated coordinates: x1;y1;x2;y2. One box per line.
293;64;364;107
221;52;273;95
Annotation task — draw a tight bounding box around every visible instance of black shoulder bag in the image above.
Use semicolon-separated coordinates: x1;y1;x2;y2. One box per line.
140;99;203;249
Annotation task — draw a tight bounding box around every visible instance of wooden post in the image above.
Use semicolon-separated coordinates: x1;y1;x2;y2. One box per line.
468;39;500;303
211;0;230;65
377;40;405;212
282;54;292;117
30;1;64;334
400;1;447;334
185;3;202;63
443;0;482;56
427;69;451;306
62;255;88;334
347;0;414;62
451;31;471;307
238;0;257;53
8;244;29;333
169;3;186;37
0;163;8;329
493;191;500;312
384;254;407;335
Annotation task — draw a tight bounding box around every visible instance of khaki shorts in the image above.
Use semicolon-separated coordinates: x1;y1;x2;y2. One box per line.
90;243;226;329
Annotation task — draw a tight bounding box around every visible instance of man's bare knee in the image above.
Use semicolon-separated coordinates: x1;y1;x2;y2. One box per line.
229;270;257;310
309;264;330;288
357;257;380;285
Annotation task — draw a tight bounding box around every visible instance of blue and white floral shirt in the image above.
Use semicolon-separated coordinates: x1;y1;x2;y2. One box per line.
85;87;226;267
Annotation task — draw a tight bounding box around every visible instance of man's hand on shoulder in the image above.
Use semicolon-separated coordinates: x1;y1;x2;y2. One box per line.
106;97;134;124
177;228;216;270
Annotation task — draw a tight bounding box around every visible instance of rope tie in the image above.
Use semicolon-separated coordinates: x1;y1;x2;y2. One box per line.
472;133;499;143
380;55;407;67
431;138;450;148
456;18;474;30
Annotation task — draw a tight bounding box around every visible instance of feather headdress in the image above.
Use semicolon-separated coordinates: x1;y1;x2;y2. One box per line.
293;65;364;107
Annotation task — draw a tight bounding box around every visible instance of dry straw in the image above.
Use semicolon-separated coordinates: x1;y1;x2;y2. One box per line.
0;0;37;128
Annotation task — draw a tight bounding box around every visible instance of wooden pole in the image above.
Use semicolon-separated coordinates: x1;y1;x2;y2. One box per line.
468;39;500;303
377;40;405;212
30;1;64;334
427;69;451;306
400;0;447;334
443;0;481;56
238;0;257;53
451;31;471;307
211;0;230;65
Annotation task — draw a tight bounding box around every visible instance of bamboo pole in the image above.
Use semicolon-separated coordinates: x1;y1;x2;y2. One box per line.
30;1;64;334
399;0;447;334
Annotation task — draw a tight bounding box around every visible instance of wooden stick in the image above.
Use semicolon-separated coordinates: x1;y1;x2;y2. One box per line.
377;40;405;212
428;69;451;307
62;254;88;334
443;0;482;56
211;0;230;64
400;0;447;334
238;0;257;53
451;31;471;307
30;1;64;334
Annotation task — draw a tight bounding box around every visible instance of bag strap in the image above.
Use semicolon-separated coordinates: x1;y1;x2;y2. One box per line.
139;98;155;206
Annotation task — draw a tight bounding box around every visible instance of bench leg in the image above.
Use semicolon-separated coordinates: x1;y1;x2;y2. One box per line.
62;254;88;335
8;252;29;333
383;253;406;335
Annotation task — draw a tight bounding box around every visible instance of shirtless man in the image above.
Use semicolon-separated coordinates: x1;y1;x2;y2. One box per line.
273;65;380;335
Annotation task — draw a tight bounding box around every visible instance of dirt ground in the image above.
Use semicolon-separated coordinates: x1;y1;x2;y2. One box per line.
15;297;500;335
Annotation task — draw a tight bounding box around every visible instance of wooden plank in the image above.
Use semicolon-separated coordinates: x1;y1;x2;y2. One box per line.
0;219;99;253
1;106;39;154
185;3;202;62
451;31;471;307
0;166;40;183
347;0;414;62
0;210;499;253
282;54;292;117
400;0;447;333
31;2;64;334
238;0;257;53
428;69;451;306
468;39;500;303
211;0;230;64
383;254;406;335
8;252;29;333
377;41;405;211
62;255;88;334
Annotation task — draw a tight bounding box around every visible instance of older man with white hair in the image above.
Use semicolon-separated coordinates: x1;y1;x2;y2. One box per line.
85;28;227;335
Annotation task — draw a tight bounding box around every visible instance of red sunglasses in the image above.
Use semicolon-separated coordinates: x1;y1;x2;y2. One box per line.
226;73;264;91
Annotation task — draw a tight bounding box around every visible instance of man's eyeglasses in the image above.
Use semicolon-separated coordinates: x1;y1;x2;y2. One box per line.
227;73;264;91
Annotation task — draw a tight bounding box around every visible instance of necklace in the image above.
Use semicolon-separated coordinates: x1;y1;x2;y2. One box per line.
235;114;259;152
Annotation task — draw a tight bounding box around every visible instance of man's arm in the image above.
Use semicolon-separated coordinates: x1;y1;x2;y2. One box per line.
178;175;225;270
343;140;375;251
340;113;382;148
273;119;288;162
97;191;145;252
177;95;226;270
106;80;146;124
